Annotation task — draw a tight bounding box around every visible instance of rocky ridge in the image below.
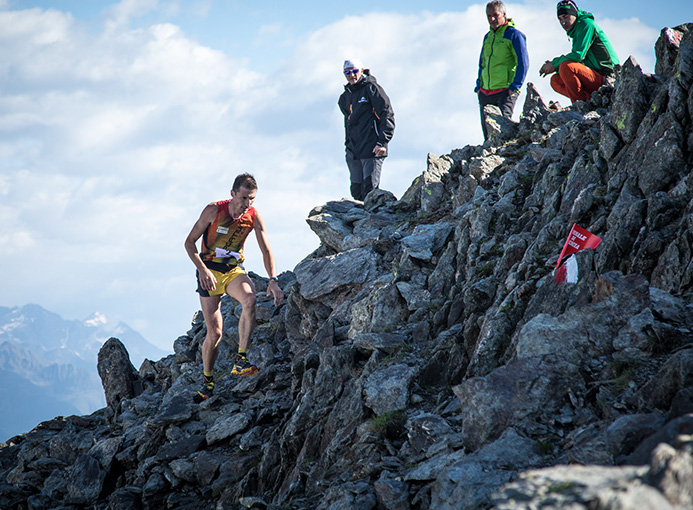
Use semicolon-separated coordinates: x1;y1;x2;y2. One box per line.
1;24;693;510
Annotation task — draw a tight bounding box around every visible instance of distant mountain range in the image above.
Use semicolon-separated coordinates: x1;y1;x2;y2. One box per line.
0;304;169;441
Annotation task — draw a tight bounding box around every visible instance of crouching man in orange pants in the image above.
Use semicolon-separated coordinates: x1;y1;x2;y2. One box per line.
539;0;619;103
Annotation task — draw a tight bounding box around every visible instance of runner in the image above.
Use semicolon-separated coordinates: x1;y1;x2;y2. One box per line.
184;173;284;402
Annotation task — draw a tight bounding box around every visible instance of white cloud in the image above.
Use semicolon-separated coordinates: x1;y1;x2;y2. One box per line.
103;0;160;31
0;231;36;254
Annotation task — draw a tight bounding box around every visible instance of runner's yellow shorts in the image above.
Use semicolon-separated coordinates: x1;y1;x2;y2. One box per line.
196;264;246;297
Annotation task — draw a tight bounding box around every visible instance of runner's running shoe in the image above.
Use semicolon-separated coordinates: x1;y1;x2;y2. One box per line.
193;382;214;403
232;356;258;377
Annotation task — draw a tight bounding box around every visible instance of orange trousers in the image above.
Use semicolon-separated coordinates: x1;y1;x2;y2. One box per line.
550;60;604;103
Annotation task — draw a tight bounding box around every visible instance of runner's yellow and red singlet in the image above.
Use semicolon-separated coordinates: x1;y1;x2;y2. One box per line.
200;200;256;266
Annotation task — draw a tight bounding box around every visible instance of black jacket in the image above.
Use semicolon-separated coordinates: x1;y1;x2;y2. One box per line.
338;71;395;159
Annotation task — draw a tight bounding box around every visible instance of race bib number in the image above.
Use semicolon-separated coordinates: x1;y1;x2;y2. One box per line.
214;247;241;260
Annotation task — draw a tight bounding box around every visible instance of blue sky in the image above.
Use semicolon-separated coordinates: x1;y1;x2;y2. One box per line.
0;0;685;353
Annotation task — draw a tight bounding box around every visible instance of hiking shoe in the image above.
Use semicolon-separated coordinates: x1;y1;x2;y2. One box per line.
193;383;214;403
232;357;258;377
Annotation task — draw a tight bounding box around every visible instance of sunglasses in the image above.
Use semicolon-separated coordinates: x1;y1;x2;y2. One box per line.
344;68;361;76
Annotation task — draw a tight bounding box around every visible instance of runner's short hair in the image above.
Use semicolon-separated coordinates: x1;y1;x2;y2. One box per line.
232;173;258;192
486;0;506;14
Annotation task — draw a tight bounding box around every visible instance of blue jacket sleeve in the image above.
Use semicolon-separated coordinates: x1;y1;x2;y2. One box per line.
475;35;486;93
508;28;529;92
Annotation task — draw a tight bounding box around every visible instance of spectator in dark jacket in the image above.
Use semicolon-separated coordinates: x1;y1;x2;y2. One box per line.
338;59;395;201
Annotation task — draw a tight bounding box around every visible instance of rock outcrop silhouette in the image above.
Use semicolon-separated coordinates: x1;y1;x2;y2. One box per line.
2;24;693;510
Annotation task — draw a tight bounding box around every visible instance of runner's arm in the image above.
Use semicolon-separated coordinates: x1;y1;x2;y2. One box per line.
184;204;218;291
254;210;284;306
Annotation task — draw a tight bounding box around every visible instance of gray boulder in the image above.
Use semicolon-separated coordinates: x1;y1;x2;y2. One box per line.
97;337;142;418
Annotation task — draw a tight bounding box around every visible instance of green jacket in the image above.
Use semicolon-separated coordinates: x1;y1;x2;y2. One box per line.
476;19;529;93
552;9;619;75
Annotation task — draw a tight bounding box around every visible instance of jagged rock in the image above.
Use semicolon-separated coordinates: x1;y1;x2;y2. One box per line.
109;488;143;510
544;122;572;149
463;275;496;314
306;206;358;252
611;57;650;143
454;358;584;450
656;25;690;77
606;413;666;461
624;413;693;466
430;428;544;510
420;325;468;387
67;453;107;503
420;153;454;213
561;412;667;466
546;109;584;127
599;119;624;160
466;154;504;181
647;441;693;508
4;27;693;510
489;464;664;510
528;143;562;163
676;26;693;89
633;111;686;196
636;349;693;414
519;82;551;140
559;152;601;216
483;104;519;146
89;436;121;471
49;426;96;464
351;213;397;252
512;272;649;366
348;279;409;337
155;434;205;461
363;188;397;212
400;222;454;262
206;413;251;445
374;473;410;510
295;246;379;300
150;392;193;426
395;281;430;311
364;363;417;415
352;333;407;354
405;414;453;455
315;481;376;510
173;335;196;364
142;471;168;506
97;337;142;417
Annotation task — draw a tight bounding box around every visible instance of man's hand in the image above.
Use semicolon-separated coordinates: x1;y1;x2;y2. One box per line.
539;61;556;77
372;145;387;157
199;267;217;291
267;279;284;306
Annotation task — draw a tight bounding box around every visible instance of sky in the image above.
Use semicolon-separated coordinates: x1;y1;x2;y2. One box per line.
0;0;685;354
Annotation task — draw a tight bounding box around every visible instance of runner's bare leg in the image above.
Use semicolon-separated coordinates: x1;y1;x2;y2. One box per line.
225;274;257;351
199;295;222;373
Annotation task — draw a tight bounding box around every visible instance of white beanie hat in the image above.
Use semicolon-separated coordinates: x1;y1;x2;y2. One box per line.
343;58;364;71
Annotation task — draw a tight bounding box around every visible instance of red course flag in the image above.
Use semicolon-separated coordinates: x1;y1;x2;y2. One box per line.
554;224;602;284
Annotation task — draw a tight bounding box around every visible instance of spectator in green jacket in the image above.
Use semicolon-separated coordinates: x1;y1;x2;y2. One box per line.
475;1;529;141
539;0;619;103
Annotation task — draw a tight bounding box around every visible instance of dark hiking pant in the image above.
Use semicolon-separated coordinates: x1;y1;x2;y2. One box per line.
478;89;518;140
346;153;384;201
